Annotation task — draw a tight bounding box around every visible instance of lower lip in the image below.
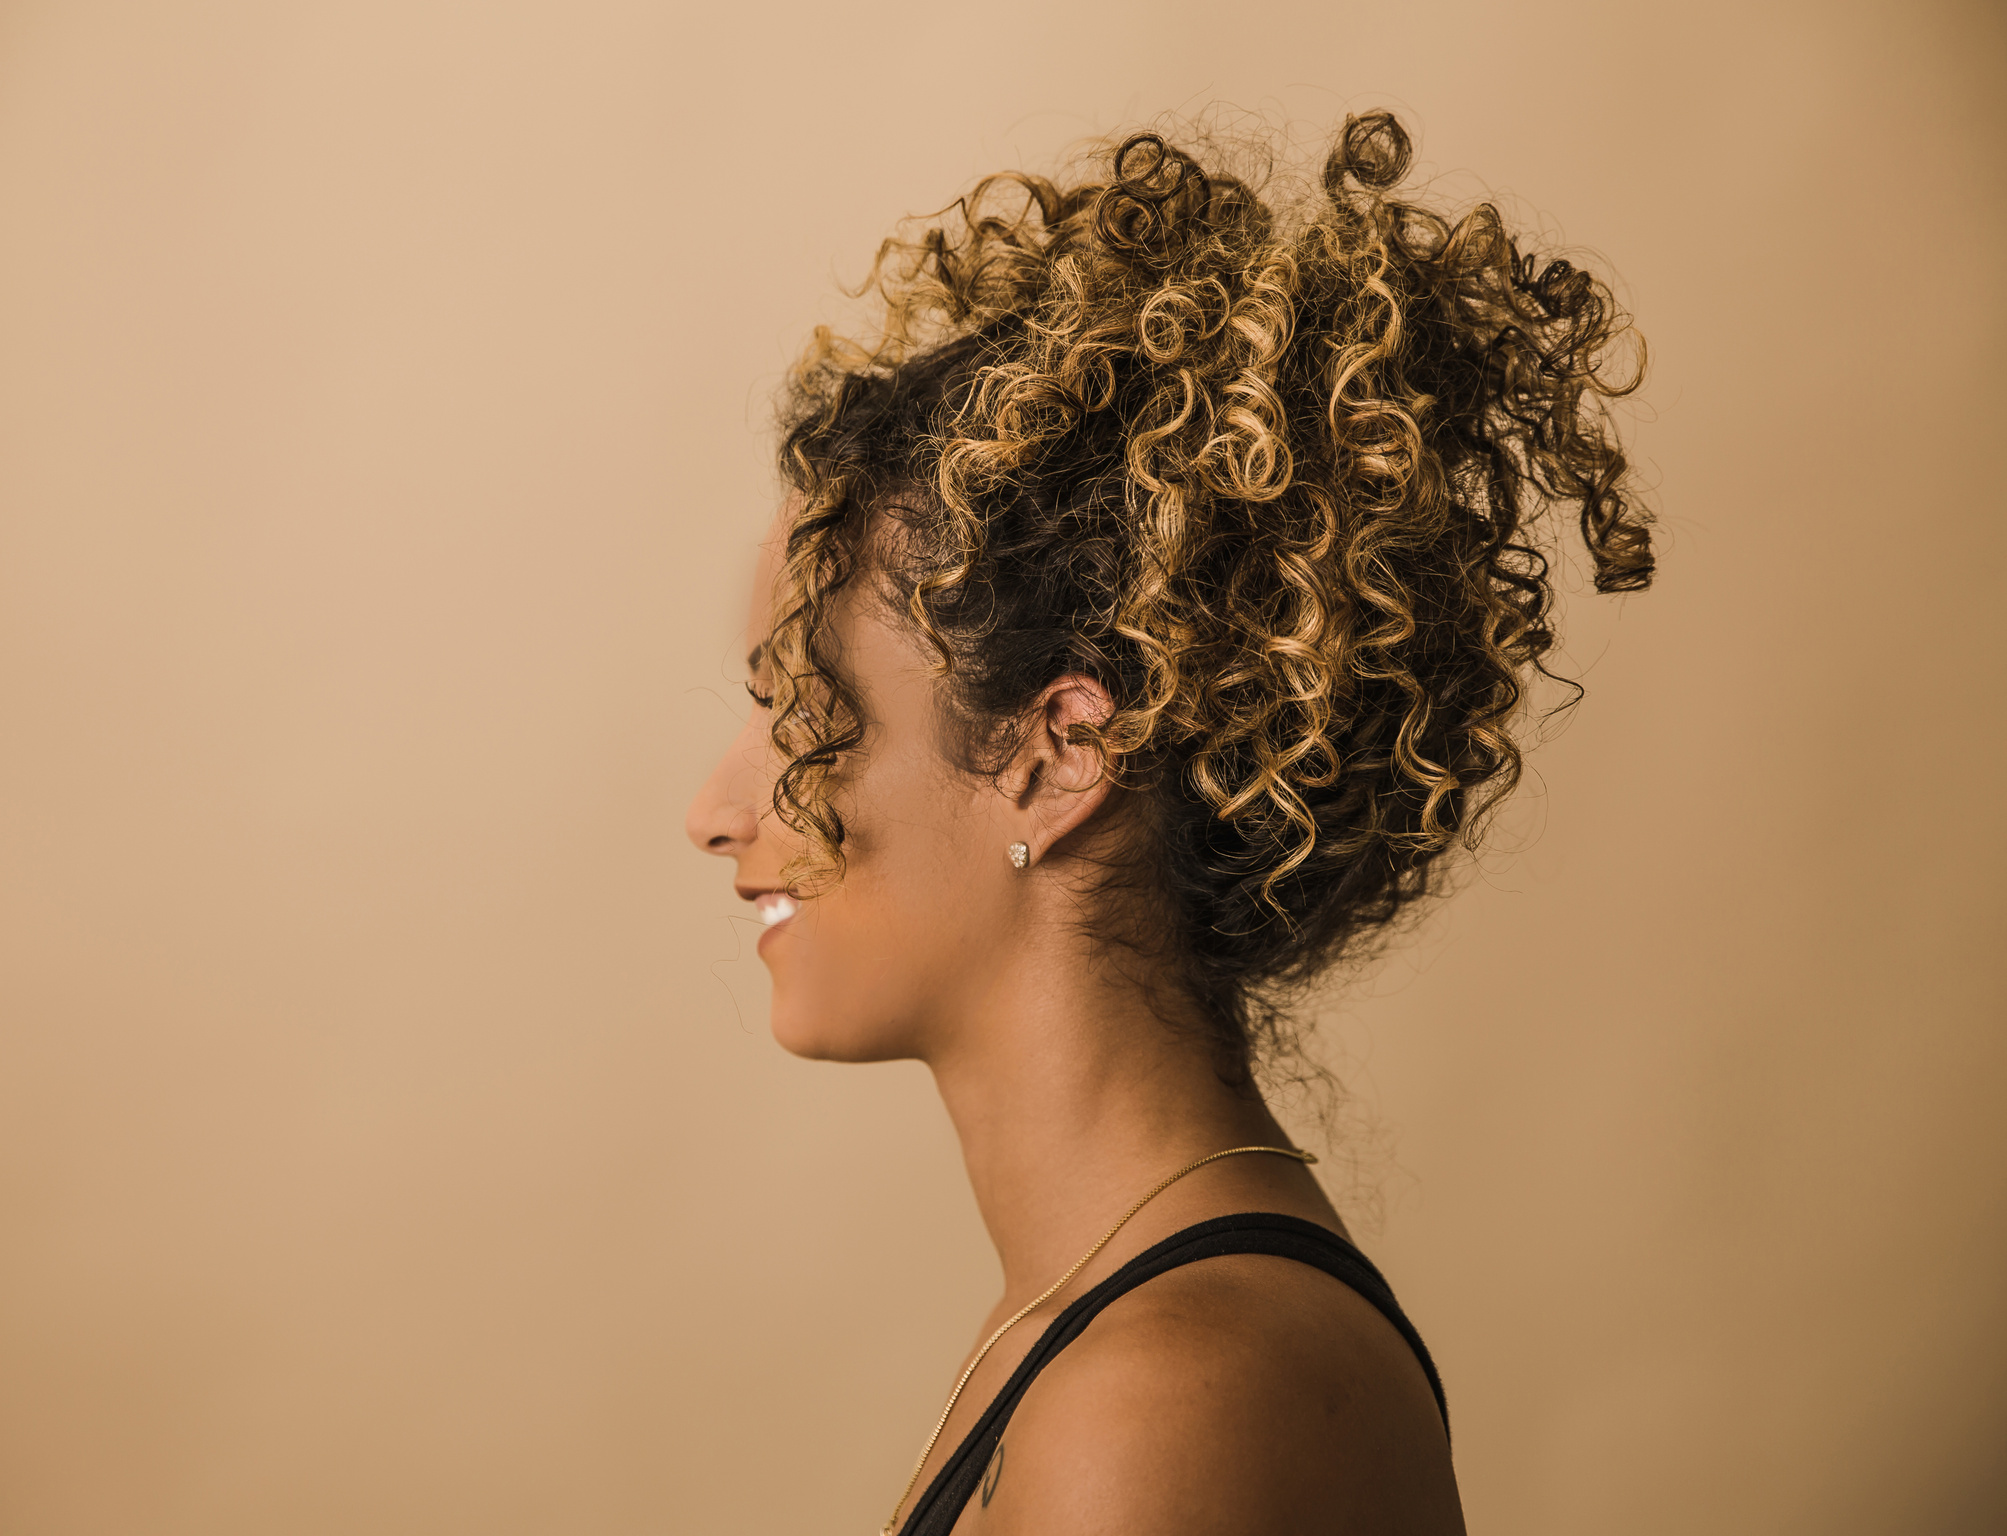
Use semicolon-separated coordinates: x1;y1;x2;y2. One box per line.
754;895;799;954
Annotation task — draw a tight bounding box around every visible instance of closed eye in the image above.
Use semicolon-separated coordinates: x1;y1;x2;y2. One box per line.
744;640;774;709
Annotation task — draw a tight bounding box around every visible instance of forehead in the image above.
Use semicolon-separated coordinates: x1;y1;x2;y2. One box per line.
744;500;915;663
744;509;790;653
742;516;935;723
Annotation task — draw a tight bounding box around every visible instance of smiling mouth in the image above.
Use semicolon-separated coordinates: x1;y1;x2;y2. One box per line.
753;892;799;928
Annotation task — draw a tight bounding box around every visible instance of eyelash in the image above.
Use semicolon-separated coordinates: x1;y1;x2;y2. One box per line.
745;681;775;709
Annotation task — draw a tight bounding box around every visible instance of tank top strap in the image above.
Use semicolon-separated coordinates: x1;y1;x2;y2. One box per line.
898;1212;1448;1535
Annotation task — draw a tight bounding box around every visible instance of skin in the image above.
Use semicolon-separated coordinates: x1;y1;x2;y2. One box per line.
686;521;1465;1535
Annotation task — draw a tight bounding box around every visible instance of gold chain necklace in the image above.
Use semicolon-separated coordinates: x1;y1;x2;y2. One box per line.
880;1143;1317;1535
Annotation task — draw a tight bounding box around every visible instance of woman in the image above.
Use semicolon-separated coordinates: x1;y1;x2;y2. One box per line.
687;111;1650;1534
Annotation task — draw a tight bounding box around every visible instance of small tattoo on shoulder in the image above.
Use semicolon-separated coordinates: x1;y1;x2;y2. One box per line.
980;1439;1006;1508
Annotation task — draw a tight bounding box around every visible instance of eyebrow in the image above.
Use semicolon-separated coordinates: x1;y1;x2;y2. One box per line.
746;641;766;673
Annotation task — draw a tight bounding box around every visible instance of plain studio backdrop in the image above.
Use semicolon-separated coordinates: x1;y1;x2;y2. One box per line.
1;1;2002;1532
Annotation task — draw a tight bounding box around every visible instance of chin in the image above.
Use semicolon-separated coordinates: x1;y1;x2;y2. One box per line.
759;902;935;1063
768;999;916;1063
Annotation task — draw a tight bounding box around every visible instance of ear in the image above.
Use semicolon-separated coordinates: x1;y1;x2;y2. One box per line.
996;674;1117;864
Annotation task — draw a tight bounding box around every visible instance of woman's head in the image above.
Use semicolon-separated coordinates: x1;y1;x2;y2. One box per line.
689;111;1651;1074
687;525;1122;1063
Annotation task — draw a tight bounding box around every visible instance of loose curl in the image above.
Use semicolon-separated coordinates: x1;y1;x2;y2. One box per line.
765;112;1652;1074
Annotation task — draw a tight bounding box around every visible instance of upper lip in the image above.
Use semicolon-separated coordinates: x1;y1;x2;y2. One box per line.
735;885;787;902
740;886;801;929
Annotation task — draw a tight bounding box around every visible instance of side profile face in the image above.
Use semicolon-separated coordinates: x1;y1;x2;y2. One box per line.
685;526;1108;1063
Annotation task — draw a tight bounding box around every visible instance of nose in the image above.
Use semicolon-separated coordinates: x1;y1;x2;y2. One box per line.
685;729;764;857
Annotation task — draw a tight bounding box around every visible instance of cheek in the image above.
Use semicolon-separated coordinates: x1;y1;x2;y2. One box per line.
761;755;1004;1059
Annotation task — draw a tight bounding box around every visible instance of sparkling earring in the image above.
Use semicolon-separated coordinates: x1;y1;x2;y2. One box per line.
1007;842;1030;871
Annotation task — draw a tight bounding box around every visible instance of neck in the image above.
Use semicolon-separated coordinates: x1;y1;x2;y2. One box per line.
923;941;1293;1307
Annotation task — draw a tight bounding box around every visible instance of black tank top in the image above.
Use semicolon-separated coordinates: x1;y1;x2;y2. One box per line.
898;1212;1449;1536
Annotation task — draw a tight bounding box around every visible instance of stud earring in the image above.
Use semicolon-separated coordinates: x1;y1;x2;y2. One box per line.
1007;842;1030;870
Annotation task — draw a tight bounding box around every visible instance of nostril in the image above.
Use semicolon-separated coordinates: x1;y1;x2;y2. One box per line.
691;803;759;855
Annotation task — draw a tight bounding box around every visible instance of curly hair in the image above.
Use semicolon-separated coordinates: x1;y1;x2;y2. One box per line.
763;111;1652;1074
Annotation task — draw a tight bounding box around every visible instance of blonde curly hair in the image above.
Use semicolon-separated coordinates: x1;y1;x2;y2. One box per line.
764;111;1652;1072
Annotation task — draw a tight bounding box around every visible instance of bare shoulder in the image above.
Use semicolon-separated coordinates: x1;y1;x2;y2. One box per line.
963;1252;1463;1536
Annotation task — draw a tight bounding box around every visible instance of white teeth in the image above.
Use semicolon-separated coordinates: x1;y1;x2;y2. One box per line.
756;893;799;928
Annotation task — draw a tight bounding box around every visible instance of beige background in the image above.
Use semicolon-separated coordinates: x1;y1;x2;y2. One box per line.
1;1;2002;1532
